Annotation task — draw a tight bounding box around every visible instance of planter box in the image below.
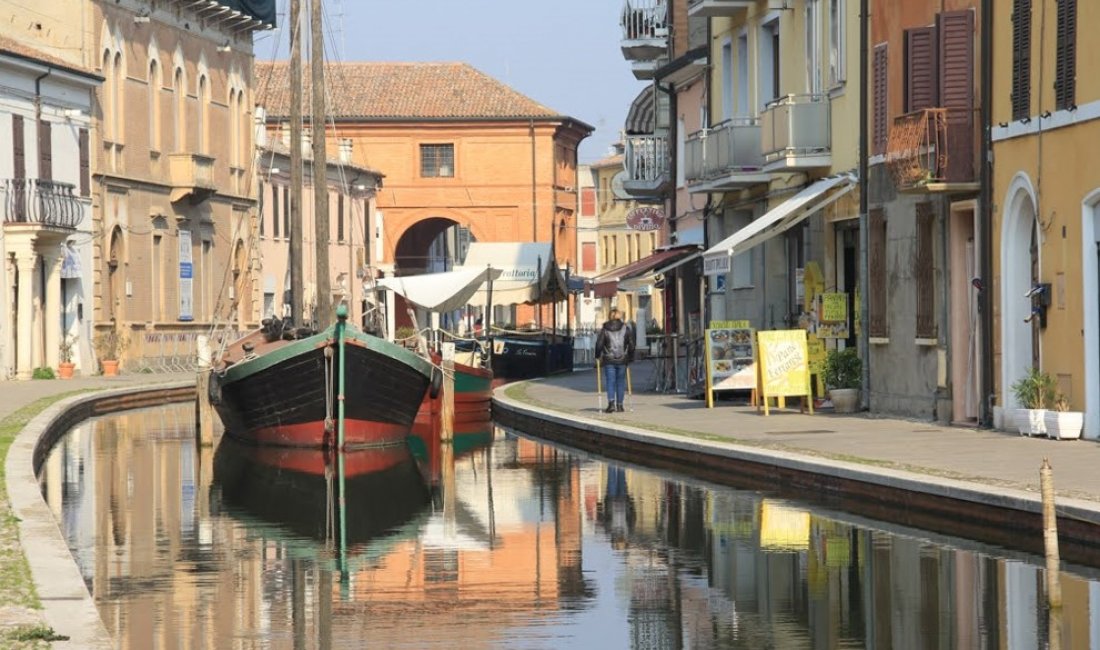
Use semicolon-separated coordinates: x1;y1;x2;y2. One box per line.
1016;408;1047;436
830;388;860;414
1044;411;1083;440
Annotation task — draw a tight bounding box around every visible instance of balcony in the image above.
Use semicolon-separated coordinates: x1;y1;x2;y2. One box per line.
620;0;668;62
630;57;667;81
2;179;82;229
886;108;978;193
623;135;671;198
168;153;217;204
685;119;770;193
760;94;831;171
687;0;753;17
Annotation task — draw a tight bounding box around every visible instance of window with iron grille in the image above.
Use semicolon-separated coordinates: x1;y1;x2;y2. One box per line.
915;202;937;339
1055;0;1077;110
1011;0;1032;121
869;208;888;337
420;144;455;178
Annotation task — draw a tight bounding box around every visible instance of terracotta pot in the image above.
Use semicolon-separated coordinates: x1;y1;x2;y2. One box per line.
102;359;120;377
830;388;860;414
57;362;75;379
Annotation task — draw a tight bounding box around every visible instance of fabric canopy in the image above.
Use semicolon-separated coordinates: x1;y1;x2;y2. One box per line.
377;266;504;314
458;242;567;306
702;174;856;273
60;245;81;279
591;246;700;297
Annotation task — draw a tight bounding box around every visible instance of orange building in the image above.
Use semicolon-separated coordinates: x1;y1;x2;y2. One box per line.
255;62;592;327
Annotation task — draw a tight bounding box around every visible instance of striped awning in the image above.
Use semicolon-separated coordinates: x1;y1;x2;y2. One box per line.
624;86;656;135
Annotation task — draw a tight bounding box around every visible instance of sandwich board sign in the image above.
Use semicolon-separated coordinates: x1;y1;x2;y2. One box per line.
756;329;813;416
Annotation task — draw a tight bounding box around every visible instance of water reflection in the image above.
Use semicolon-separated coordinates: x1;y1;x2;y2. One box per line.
40;404;1100;649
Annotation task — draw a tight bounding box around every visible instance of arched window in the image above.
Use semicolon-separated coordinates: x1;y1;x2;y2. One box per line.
174;67;185;152
102;51;114;141
148;60;160;151
112;52;123;142
198;75;209;155
229;89;238;168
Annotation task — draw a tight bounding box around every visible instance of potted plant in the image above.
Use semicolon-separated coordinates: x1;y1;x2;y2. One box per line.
823;347;861;413
1010;366;1056;436
93;330;127;377
1044;392;1084;440
58;335;76;379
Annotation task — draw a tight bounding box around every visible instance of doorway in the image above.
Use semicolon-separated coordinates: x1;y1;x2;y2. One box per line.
1083;194;1100;439
949;203;979;423
834;225;858;349
1000;176;1039;409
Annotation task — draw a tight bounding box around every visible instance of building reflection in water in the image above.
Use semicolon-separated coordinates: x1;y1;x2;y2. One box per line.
39;404;1100;649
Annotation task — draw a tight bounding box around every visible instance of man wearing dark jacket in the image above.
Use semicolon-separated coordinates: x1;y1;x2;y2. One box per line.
596;308;635;413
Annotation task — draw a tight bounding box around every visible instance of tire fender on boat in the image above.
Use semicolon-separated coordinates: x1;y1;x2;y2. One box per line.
208;372;223;406
429;366;443;399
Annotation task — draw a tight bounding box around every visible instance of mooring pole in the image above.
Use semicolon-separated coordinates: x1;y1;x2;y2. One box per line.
441;341;455;443
1041;458;1062;609
195;334;216;446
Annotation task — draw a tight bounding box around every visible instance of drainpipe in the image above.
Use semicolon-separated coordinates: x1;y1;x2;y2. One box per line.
858;0;870;410
979;0;994;426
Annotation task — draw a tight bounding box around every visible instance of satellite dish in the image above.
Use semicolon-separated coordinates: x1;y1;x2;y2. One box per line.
611;170;630;200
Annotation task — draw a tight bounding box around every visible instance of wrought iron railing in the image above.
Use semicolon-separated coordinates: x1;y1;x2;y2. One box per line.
1;178;82;228
886;108;949;189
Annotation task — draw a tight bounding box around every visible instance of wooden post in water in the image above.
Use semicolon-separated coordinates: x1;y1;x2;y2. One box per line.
195;335;216;446
441;342;455;442
1041;457;1062;609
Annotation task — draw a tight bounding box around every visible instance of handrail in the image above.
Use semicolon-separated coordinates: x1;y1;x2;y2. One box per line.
2;178;82;228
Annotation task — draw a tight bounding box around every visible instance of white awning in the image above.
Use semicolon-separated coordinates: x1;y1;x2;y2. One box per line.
457;242;566;305
702;174;856;275
377;266;504;314
60;244;82;279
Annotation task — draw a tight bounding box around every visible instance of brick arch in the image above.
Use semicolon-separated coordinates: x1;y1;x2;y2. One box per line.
387;210;489;272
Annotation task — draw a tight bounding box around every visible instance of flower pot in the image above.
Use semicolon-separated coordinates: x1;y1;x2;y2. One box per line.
57;362;75;380
102;359;120;377
1044;411;1083;440
830;388;860;414
1016;408;1047;436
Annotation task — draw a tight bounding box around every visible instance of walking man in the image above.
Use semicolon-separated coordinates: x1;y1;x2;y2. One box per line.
596;308;635;413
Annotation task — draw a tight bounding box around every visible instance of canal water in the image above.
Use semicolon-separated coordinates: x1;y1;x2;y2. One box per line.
38;403;1100;649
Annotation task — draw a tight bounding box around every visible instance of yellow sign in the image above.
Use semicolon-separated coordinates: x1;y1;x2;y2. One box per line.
821;293;848;322
756;329;813;415
710;320;750;329
705;327;757;407
807;334;826;396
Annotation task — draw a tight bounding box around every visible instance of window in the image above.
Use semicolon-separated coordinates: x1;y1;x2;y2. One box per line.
270;183;279;238
1011;0;1032;121
420;144;454;177
198;75;209;155
37;120;52;180
337;193;345;242
174;67;186;151
635;233;642;262
581;187;596;216
259;182;266;238
649;233;656;252
582;242;596;272
229;89;238;167
829;0;845;86
806;0;822;94
904;26;938;112
676;117;686;188
915;202;936;339
149;60;161;151
737;32;750;116
152;234;163;320
872;44;888;155
1055;0;1077;110
282;186;289;238
721;39;734;120
78;128;90;196
759;19;781;110
869;208;888;337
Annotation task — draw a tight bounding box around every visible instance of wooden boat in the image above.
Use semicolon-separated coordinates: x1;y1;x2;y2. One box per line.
211;308;439;449
488;329;574;383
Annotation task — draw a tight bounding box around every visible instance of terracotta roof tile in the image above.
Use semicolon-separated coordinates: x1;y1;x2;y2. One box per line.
0;35;97;77
256;61;565;121
590;154;624;169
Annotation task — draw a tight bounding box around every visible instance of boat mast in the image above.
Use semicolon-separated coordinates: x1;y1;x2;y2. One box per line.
311;0;332;322
289;0;305;325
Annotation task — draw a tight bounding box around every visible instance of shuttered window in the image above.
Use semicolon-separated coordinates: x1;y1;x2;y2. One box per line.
582;242;596;272
78;128;90;196
37;120;52;181
337;193;345;242
938;10;975;183
869;208;888;338
282;187;290;239
905;26;939;112
1055;0;1077;110
12;115;25;179
872;44;888;156
915;202;937;339
1011;0;1032;121
258;182;266;237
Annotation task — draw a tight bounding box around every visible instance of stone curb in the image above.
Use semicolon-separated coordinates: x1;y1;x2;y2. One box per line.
5;381;196;649
493;380;1100;531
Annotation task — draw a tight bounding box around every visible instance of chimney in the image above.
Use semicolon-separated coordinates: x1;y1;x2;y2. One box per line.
339;138;353;163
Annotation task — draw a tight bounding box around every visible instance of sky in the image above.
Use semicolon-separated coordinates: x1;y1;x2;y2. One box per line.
253;0;646;164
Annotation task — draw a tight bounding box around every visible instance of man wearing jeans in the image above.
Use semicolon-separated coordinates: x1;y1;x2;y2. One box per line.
596;308;635;413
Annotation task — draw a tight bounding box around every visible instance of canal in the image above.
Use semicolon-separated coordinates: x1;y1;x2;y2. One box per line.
38;403;1100;649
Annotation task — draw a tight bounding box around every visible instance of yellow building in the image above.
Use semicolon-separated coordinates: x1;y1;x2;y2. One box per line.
991;0;1096;437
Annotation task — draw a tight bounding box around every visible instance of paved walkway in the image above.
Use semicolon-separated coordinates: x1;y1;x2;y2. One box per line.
511;361;1100;504
0;372;194;421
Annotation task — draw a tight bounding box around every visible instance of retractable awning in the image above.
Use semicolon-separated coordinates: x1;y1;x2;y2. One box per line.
457;242;567;306
377;266;504;313
591;245;700;297
701;174;856;275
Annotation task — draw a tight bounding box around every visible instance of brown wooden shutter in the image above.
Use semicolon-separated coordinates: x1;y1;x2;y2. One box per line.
915;202;937;339
78;128;90;196
337;193;345;242
283;186;289;237
581;187;596;216
869;208;888;338
12;115;25;179
37;119;52;180
872;44;889;156
1055;0;1077;110
1011;0;1032;121
905;26;939;112
938;10;975;183
271;184;279;238
258;182;266;237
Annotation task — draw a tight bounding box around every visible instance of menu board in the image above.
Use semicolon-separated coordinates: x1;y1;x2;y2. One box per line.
817;292;850;339
756;329;814;416
705;325;756;408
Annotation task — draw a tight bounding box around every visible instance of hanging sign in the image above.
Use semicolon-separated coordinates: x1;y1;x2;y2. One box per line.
704;326;757;407
179;229;194;322
625;206;666;231
756;329;813;415
818;292;850;339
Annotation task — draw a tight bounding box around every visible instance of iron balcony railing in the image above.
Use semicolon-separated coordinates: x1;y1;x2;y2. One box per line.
624;135;670;183
2;178;82;229
886;108;949;189
760;94;831;162
685;118;764;183
621;0;668;60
